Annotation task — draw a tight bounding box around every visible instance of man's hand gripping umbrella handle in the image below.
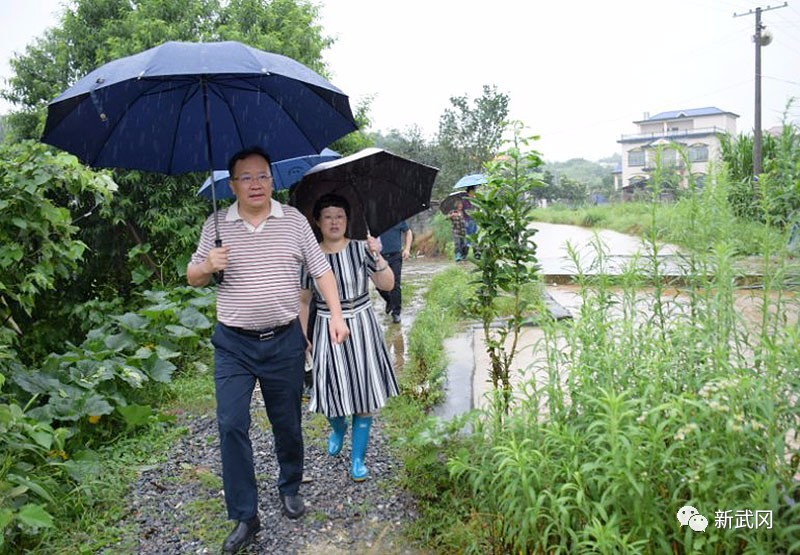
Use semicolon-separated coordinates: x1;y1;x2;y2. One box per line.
214;238;224;284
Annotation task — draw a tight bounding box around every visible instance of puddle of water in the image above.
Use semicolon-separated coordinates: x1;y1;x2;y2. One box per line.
370;256;453;375
431;332;474;420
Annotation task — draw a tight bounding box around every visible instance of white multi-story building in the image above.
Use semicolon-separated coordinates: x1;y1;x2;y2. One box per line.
616;107;738;193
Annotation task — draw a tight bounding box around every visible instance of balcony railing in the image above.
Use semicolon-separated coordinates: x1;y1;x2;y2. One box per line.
619;126;728;142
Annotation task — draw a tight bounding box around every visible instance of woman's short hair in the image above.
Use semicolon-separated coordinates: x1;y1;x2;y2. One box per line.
312;193;351;221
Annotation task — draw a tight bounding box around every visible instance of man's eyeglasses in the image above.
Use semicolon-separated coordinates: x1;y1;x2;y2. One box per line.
233;174;274;184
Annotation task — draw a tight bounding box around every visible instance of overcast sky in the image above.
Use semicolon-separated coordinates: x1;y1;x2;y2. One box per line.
2;0;799;162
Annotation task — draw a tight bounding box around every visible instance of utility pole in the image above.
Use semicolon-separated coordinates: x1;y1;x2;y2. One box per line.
734;3;786;176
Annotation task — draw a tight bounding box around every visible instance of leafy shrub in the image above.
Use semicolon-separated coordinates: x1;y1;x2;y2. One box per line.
449;259;800;553
406;162;800;553
0;286;216;551
0;141;116;353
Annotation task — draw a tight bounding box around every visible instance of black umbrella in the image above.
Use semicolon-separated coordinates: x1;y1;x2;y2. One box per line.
439;190;468;214
289;148;438;239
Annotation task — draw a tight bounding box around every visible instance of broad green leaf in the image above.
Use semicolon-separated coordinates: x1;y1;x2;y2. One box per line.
145;357;176;383
132;346;154;359
115;312;149;330
116;404;153;428
8;475;54;503
165;324;197;338
8;485;28;498
16;504;54;529
83;395;114;417
179;306;212;329
63;454;101;483
10;371;64;396
117;366;147;388
155;345;181;360
104;332;136;351
0;245;24;267
0;507;14;530
131;266;154;285
28;429;54;450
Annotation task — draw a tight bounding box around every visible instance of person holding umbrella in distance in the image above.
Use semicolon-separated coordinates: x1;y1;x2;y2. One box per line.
187;147;350;554
299;193;400;482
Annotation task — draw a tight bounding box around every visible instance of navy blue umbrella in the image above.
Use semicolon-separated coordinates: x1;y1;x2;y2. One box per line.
41;41;357;281
42;41;356;174
197;148;341;200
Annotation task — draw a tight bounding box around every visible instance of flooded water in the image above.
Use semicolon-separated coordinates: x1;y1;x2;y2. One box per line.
369;224;798;422
370;256;453;374
433;333;474;419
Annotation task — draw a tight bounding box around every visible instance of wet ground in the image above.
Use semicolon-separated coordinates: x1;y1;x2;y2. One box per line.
371;256;453;374
375;221;687;378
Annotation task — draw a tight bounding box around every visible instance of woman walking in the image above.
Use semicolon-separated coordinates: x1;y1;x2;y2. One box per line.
299;194;399;481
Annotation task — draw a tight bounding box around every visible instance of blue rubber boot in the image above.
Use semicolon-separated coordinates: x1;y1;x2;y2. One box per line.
351;415;373;481
327;416;347;457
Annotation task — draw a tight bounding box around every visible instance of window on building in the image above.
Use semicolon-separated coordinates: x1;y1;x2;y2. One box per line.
628;150;645;166
659;148;677;167
692;173;707;189
688;144;709;162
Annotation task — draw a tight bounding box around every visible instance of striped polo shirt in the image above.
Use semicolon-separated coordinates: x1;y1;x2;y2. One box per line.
190;200;330;330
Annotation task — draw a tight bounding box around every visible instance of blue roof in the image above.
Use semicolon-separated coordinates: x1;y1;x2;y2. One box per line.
639;107;738;122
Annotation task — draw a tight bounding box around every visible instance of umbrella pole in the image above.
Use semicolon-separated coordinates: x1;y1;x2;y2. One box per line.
202;78;224;284
349;186;373;241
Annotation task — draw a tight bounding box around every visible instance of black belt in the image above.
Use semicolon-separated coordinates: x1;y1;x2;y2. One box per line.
316;293;370;313
225;320;295;341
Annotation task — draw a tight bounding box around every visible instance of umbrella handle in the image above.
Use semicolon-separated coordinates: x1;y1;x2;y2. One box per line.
366;233;380;256
214;238;224;285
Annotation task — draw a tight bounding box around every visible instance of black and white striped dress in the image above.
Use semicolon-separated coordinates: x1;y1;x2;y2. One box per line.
301;240;399;418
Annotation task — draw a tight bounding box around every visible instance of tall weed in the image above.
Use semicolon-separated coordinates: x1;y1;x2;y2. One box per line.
439;177;800;553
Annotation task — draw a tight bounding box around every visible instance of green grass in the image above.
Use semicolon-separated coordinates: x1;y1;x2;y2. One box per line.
392;179;800;553
182;497;229;547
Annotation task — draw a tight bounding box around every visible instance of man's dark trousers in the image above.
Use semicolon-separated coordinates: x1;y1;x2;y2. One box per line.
212;320;306;521
378;251;403;316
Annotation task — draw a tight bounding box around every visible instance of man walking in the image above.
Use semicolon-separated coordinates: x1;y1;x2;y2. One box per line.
378;220;412;324
187;147;349;554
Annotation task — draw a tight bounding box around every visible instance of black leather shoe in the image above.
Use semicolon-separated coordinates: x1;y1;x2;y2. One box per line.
222;516;260;554
279;493;305;519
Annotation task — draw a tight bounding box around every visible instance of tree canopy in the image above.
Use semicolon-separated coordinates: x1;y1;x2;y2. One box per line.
435;85;509;197
0;0;343;354
3;0;332;141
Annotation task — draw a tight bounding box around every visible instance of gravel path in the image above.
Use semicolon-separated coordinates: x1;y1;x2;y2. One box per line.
102;399;423;554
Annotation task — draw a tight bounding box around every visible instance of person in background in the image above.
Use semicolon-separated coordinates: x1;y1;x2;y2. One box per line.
299;193;399;482
447;198;468;262
377;220;412;323
187;147;350;555
462;185;479;258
